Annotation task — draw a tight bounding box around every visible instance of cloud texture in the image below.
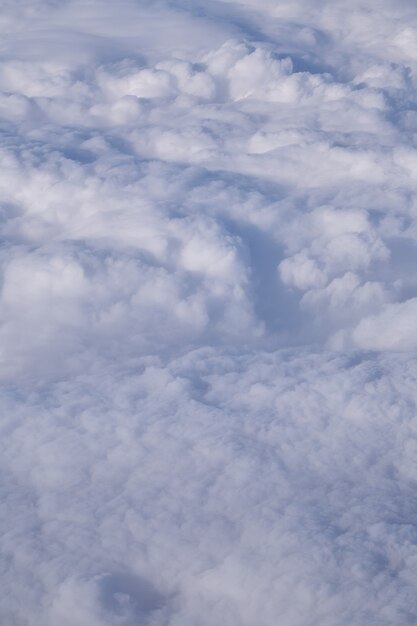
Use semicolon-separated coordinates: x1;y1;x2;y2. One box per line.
2;0;417;624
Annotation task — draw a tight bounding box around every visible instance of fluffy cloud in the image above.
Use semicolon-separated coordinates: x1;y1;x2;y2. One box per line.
2;0;417;624
4;350;417;626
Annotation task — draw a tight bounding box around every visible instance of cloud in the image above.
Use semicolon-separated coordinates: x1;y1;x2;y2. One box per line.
2;0;417;624
4;349;417;626
337;297;417;351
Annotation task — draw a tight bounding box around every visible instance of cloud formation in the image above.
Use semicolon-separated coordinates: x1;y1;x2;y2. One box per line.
2;0;417;354
2;0;417;624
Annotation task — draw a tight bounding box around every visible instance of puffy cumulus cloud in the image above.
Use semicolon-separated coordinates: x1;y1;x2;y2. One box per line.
335;297;417;351
3;0;417;624
0;4;412;350
0;234;260;379
278;205;392;333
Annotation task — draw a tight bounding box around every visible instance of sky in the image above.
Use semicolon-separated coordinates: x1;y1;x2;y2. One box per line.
2;0;417;624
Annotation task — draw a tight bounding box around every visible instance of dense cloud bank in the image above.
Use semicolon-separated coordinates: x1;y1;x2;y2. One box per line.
2;0;417;624
4;350;417;626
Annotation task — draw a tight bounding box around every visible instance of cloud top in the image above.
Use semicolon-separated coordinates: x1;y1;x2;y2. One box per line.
2;1;417;624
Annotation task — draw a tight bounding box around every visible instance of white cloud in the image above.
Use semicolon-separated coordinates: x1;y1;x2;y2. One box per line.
342;297;417;351
4;349;417;625
2;0;417;624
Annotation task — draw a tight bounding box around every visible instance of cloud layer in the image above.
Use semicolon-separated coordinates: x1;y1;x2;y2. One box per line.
4;350;417;626
2;0;417;624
